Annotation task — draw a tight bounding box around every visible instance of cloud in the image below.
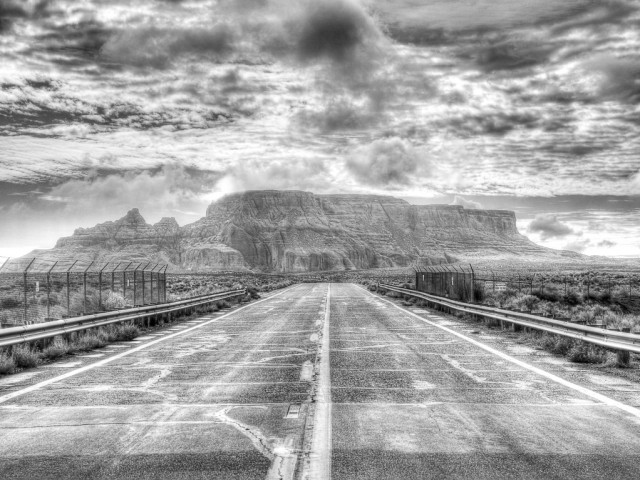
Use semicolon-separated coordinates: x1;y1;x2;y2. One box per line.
0;1;28;34
597;239;616;248
43;165;220;220
295;0;381;65
585;54;640;103
346;137;423;187
527;214;574;240
451;196;482;209
563;238;591;253
212;158;334;195
630;171;640;193
471;36;555;72
100;25;235;68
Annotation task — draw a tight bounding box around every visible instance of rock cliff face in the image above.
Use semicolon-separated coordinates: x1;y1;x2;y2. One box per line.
32;190;579;271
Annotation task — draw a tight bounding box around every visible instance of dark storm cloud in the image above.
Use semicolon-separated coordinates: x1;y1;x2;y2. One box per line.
528;214;574;240
472;38;555;72
0;1;28;33
295;0;378;63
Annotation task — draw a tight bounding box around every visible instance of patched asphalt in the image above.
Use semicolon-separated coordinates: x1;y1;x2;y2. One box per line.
330;284;640;480
0;284;327;479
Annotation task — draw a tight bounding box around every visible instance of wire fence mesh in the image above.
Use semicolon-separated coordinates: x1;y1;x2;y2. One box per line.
415;264;640;305
0;257;167;327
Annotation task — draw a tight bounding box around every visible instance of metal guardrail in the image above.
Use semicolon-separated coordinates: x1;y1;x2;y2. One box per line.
0;288;246;349
378;284;640;355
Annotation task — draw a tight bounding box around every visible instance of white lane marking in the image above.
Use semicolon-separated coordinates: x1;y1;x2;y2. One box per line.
0;285;297;405
358;285;640;419
310;283;332;480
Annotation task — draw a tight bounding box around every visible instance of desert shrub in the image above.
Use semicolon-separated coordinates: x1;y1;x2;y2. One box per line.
13;345;40;369
246;287;260;299
216;300;231;309
41;338;69;360
116;324;140;341
573;308;596;325
1;297;20;309
564;289;583;306
533;287;561;303
550;336;574;356
73;332;107;351
566;343;608;363
103;291;127;310
0;352;16;375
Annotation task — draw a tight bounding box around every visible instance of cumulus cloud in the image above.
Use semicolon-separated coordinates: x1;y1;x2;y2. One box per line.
346;137;423;187
212;158;335;196
597;239;616;248
451;196;482;209
563;238;591;253
100;25;235;68
585;54;640;103
44;165;219;220
527;214;574;240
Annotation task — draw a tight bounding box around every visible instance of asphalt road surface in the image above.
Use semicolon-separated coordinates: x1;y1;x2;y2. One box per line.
1;283;640;479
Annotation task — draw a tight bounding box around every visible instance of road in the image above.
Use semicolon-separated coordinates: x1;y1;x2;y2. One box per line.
1;283;640;479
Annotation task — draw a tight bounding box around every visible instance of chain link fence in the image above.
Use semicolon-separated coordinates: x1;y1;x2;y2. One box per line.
0;257;167;327
415;264;640;306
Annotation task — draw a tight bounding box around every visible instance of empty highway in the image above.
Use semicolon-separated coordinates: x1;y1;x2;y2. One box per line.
1;283;639;479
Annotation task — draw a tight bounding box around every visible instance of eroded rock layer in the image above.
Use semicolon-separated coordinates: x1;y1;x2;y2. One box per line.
31;190;579;271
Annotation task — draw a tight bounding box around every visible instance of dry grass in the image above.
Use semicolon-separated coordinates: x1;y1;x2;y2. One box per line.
0;352;16;375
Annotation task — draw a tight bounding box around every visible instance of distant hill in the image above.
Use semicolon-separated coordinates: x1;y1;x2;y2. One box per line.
28;190;583;272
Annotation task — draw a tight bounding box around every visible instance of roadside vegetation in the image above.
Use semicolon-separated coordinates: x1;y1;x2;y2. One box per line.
377;287;639;368
0;289;254;377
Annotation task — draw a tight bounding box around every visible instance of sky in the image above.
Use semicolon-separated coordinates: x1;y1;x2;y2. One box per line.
0;0;639;259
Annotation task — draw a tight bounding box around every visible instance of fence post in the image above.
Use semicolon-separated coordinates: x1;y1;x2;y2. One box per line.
469;264;475;303
133;264;140;306
122;262;132;304
587;272;590;298
564;276;567;297
46;261;58;319
141;262;151;305
23;258;36;324
163;266;168;302
98;263;109;311
517;274;521;293
66;260;78;316
82;262;94;314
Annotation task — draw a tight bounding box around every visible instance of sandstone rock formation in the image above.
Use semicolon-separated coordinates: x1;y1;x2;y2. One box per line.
29;190;581;272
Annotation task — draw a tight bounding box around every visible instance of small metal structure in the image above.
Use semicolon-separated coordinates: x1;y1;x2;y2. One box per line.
415;264;475;302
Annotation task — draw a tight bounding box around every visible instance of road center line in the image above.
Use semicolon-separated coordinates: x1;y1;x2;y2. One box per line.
309;283;332;480
358;284;640;420
0;285;297;405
